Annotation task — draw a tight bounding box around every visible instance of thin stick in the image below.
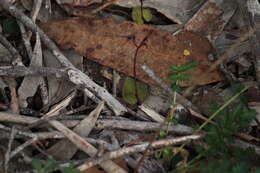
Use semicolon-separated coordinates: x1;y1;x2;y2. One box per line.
78;134;204;171
91;0;119;14
0;112;195;135
9;137;38;160
0;33;24;66
4;127;17;173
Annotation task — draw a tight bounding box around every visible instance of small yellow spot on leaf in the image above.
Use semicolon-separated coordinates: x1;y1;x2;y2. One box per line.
183;49;191;56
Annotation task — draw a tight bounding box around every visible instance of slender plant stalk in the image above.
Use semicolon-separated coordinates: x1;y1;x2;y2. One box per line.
173;85;250;161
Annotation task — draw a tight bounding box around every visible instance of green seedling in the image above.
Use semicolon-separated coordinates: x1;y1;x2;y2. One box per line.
132;6;153;24
156;61;196;164
122;77;149;104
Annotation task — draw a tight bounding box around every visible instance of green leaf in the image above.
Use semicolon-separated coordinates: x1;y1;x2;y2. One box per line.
132;7;153;24
31;159;44;171
169;73;191;82
168;74;180;82
122;77;149;104
170;61;197;73
159;130;167;138
170;65;179;73
171;84;181;92
64;166;80;173
132;7;144;24
178;73;192;81
143;9;153;22
43;159;57;171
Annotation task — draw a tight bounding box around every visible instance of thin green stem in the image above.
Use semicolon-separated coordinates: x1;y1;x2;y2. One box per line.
172;85;250;166
194;85;249;133
166;81;178;133
170;151;206;173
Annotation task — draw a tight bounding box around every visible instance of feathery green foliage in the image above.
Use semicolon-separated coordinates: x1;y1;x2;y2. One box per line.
192;84;259;173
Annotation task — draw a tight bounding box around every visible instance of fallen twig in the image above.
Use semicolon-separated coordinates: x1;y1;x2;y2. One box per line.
0;66;67;77
4;127;16;173
0;33;24;66
9;137;38;160
0;112;195;135
78;134;204;171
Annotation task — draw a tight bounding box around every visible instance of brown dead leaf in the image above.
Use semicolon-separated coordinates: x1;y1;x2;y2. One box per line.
40;16;223;86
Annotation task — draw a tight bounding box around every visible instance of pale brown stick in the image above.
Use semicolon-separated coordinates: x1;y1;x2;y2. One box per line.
78;134;204;171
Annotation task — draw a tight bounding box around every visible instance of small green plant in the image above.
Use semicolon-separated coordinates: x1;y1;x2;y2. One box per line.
159;61;197;136
157;61;259;173
171;85;259;173
157;61;197;161
167;61;197;123
192;85;258;173
122;77;149;104
131;6;153;24
159;61;196;139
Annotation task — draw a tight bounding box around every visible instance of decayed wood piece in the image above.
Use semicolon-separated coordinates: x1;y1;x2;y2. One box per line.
0;0;127;116
40;17;223;86
0;66;66;77
185;0;237;41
